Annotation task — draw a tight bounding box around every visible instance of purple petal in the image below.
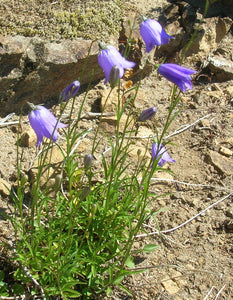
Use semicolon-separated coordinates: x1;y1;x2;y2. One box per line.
98;45;135;84
140;19;174;52
152;142;175;167
61;80;80;101
28;105;67;147
158;63;197;92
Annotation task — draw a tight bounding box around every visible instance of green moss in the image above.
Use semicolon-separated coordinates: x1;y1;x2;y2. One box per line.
0;0;128;41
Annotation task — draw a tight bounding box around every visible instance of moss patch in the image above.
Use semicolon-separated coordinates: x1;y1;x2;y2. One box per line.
0;0;128;41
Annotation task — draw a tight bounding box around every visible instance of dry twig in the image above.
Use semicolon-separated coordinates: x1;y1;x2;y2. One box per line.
135;192;233;238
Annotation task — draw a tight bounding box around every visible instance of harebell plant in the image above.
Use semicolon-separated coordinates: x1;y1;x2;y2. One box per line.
5;7;201;299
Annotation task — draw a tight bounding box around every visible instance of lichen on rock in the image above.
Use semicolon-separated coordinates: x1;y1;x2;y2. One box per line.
0;0;126;41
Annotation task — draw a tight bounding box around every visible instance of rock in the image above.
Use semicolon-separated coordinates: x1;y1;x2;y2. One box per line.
28;145;65;190
225;86;233;95
184;0;233;18
206;150;233;175
136;126;155;138
200;119;210;128
99;116;118;134
128;144;151;162
186;17;232;56
161;275;180;295
100;87;119;113
207;55;233;81
100;114;133;134
19;127;37;147
133;90;148;109
0;35;104;115
219;146;233;157
0;178;11;196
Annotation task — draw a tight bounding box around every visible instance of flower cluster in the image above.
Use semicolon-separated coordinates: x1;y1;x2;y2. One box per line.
27;15;197;169
97;17;196;94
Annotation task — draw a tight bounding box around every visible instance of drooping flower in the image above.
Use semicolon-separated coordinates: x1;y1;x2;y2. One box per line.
158;63;197;92
98;44;135;84
84;154;94;169
140;18;174;53
61;80;80;101
139;107;157;121
28;103;67;147
152;142;175;167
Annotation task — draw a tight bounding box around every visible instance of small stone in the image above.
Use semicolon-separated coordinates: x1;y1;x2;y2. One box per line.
206;150;233;176
0;178;11;196
99;116;117;134
100;114;133;134
207;55;233;82
225;86;233;95
219;146;233;157
192;198;200;207
133;90;148;109
29;145;65;191
226;137;233;144
100;87;119;113
20;127;37;147
200;119;210;128
161;275;180;295
136;126;154;137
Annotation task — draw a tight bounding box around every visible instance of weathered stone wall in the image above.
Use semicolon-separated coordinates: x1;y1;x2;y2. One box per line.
0;36;104;115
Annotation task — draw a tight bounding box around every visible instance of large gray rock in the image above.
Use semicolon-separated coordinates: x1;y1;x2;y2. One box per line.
0;35;104;115
207;55;233;81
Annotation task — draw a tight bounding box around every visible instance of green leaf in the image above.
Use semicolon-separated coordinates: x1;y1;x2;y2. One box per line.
0;270;4;281
125;256;135;268
142;244;158;253
63;288;82;298
118;284;133;296
14;268;30;283
106;286;112;297
12;283;25;295
113;275;124;285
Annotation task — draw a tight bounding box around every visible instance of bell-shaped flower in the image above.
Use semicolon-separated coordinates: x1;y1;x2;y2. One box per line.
140;18;174;53
28;103;67;147
158;63;197;92
61;80;80;101
98;44;135;84
152;142;175;167
139;107;157;121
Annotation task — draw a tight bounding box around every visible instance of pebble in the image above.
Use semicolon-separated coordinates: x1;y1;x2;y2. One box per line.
206;150;233;176
219;146;233;157
19;127;37;147
161;275;180;295
0;178;11;196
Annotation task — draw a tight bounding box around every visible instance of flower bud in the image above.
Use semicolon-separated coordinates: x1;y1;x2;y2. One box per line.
80;187;91;201
84;154;94;169
61;80;80;101
20;174;28;187
54;174;62;190
139;107;157;121
109;65;120;88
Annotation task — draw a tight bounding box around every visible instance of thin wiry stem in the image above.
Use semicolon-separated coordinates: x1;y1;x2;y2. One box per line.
135;192;233;238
